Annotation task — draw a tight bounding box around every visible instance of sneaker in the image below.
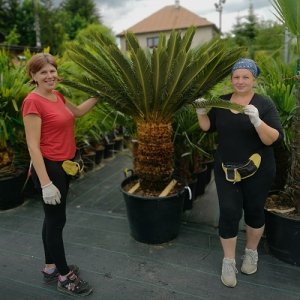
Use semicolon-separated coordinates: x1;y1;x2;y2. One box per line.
57;271;93;297
241;248;258;275
221;258;238;288
42;264;80;283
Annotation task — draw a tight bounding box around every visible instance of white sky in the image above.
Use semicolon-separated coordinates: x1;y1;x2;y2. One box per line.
96;0;279;35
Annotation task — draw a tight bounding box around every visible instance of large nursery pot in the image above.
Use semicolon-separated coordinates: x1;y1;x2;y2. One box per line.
0;169;26;210
264;209;300;266
121;175;186;244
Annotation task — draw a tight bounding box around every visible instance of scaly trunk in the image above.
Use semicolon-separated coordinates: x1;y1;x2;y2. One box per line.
135;122;173;192
286;60;300;213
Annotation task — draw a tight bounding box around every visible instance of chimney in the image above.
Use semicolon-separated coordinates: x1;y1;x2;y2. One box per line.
175;0;180;8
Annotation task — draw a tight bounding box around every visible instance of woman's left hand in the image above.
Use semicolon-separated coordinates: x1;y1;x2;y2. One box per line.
244;105;262;128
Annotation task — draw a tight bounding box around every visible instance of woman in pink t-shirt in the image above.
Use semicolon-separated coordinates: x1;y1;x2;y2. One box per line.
22;53;96;296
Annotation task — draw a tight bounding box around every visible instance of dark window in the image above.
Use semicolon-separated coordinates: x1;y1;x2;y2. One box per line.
147;36;159;49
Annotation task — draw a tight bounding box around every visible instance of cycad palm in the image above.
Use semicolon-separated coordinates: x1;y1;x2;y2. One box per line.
273;0;300;212
63;27;243;193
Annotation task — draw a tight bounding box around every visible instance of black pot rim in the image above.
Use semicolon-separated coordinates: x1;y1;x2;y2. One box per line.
120;175;187;200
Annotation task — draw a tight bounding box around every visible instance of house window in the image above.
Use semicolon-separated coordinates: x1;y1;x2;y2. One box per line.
147;36;159;49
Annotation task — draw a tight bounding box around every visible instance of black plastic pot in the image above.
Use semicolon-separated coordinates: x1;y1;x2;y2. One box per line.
264;209;300;266
183;177;196;211
103;143;114;159
194;164;208;197
205;160;214;185
0;170;26;210
121;176;185;244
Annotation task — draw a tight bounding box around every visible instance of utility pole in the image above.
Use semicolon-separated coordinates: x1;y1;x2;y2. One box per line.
214;0;226;34
33;0;41;48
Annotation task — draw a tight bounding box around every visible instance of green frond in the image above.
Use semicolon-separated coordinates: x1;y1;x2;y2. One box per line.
151;47;168;111
63;27;243;123
178;26;196;52
125;32;142;53
130;48;153;119
193;98;245;113
164;30;184;81
272;0;300;36
272;0;300;56
161;50;191;114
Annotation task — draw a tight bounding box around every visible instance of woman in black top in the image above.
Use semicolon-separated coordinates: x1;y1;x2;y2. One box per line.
196;58;283;288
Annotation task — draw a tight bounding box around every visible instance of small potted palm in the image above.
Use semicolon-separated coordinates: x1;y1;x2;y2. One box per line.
173;105;213;210
0;50;31;210
63;27;243;244
257;55;296;191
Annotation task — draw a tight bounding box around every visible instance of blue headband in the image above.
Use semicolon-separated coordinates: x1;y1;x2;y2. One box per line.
231;58;261;78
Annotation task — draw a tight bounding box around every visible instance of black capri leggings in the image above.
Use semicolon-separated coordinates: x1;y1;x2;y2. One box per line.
214;149;276;239
32;158;71;276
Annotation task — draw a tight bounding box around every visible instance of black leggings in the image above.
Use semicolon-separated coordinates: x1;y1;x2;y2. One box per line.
214;150;275;239
32;158;71;276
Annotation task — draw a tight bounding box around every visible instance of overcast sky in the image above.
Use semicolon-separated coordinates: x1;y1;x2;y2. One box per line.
93;0;278;35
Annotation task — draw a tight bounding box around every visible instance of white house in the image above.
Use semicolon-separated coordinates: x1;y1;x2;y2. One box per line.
116;1;219;51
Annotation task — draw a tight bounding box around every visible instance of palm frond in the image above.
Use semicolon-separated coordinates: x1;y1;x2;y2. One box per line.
63;27;243;123
193;98;245;113
272;0;300;36
272;0;300;56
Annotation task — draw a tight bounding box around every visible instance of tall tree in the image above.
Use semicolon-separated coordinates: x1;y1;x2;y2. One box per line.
254;21;284;54
231;3;258;58
17;0;36;47
39;0;66;54
59;0;101;39
0;0;21;38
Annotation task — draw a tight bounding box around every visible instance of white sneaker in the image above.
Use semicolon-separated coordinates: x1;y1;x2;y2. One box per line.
221;258;238;287
241;248;258;274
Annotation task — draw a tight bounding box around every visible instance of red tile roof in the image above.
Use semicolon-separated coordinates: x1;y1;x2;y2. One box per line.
117;4;217;36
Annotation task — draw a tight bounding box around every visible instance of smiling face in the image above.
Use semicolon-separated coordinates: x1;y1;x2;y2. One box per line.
31;63;58;92
231;68;256;95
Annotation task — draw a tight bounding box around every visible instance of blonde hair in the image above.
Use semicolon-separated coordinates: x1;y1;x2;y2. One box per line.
26;53;62;85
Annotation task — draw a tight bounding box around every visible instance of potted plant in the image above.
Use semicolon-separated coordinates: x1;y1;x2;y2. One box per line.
0;50;31;210
257;55;296;190
173;105;213;210
62;27;243;244
263;0;300;266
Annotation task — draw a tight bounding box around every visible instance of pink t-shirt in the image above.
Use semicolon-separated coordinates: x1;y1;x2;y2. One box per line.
22;90;76;161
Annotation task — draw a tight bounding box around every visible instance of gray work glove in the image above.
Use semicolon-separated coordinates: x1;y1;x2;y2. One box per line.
196;108;208;115
195;98;208;115
244;104;262;128
41;181;61;205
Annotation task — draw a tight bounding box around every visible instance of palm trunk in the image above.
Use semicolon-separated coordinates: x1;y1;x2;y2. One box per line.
135;122;174;192
286;60;300;213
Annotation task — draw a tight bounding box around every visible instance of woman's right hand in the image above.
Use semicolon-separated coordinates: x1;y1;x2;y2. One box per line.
196;108;207;115
41;182;61;205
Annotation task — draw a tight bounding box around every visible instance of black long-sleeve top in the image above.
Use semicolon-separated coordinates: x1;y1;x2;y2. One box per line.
208;93;284;164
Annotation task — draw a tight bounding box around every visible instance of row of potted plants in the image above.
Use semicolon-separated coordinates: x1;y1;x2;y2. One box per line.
0;49;127;210
0;50;31;210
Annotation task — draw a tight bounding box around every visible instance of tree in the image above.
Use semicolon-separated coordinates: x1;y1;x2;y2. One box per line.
62;29;243;193
0;0;21;39
4;25;20;44
255;21;285;54
231;3;258;58
272;0;300;213
17;0;36;47
39;0;67;54
59;0;101;39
